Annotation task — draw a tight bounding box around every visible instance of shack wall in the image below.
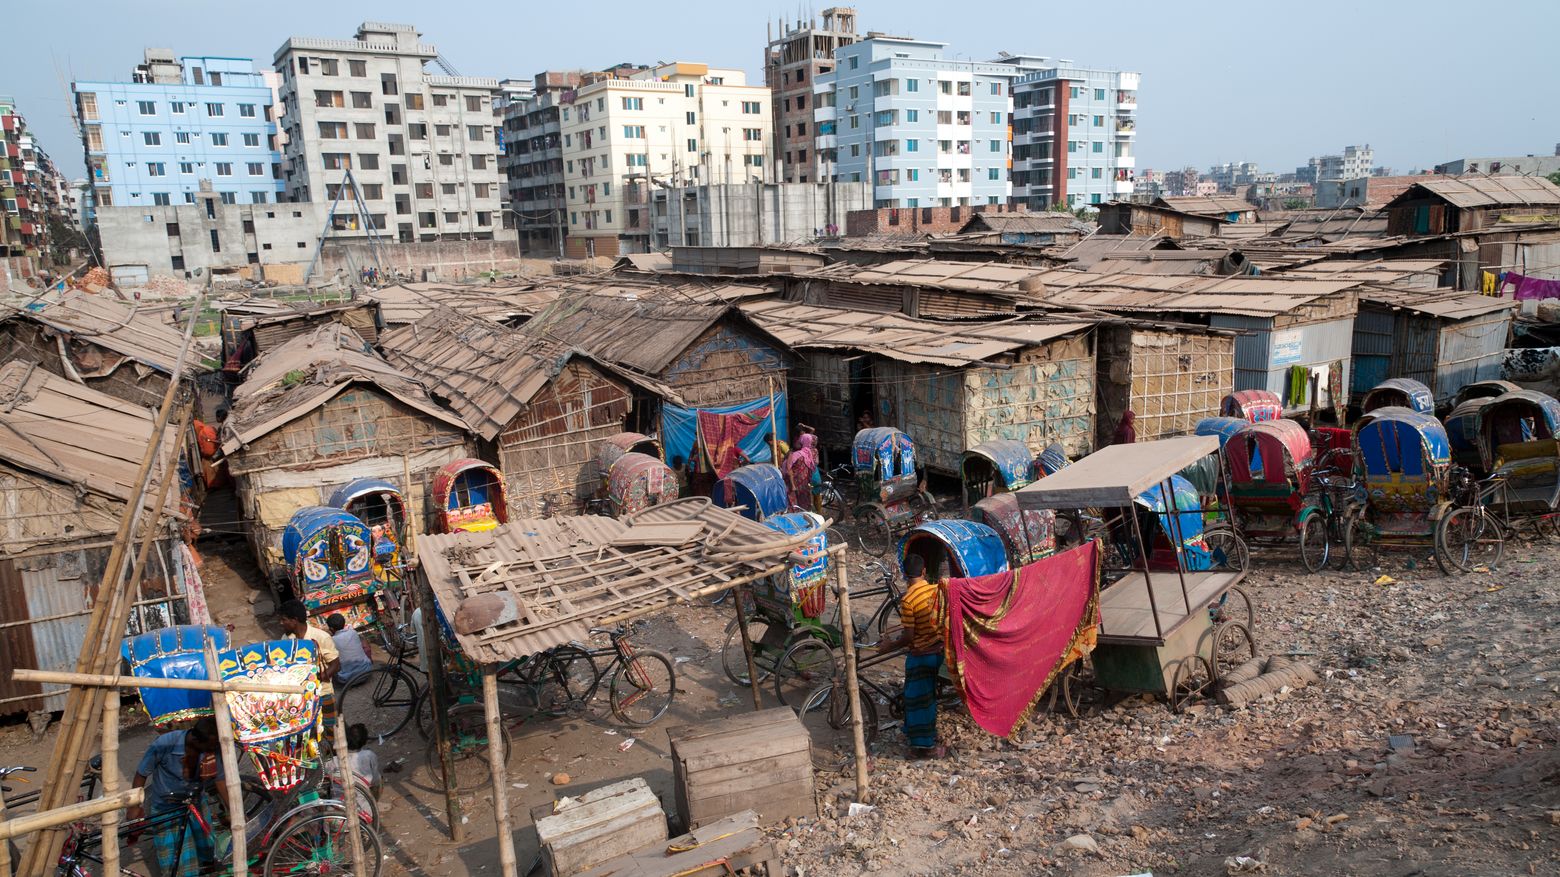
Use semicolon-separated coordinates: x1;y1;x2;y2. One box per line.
963;333;1096;461
497;360;633;518
661;320;790;410
787;350;855;452
1098;327;1234;446
1432;310;1511;401
0;466;127;552
872;359;967;475
1214;314;1353;412
0;321;175;410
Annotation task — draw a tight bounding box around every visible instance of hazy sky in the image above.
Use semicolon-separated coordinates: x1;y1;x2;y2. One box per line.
8;0;1557;180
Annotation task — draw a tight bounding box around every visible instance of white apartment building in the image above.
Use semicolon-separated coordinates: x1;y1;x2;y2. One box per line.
1001;55;1139;210
273;22;502;242
558;62;772;257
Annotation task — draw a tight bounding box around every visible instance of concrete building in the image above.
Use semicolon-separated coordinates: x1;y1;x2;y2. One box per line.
1206;161;1259;192
501;71;583;257
273;21;502;242
649;180;869;247
72;50;284;213
1003;56;1139;210
1313;144;1373;183
1315;174;1425;210
765;7;858;183
558;62;772;257
816;37;1015;209
1434;151;1560;178
2;98;70;265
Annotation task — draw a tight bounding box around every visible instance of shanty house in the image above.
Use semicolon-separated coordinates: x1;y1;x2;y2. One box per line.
381;308;677;518
741;300;1098;470
954;212;1091;247
788;259;1050;319
0;361;185;712
1384;176;1560;236
0;288;210;410
1153;196;1260;224
220;324;471;586
1095;201;1228;240
219;298;382;373
520;294;796;470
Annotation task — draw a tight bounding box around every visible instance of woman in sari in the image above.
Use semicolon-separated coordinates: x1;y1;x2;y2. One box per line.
784;432;821;511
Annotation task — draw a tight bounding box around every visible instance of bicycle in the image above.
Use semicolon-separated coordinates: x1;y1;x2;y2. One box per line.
530;622;678;728
1297;463;1373;573
1434;468;1508;572
813;463;856;526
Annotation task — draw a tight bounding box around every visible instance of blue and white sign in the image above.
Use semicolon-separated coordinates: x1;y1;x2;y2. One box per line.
1271;328;1303;365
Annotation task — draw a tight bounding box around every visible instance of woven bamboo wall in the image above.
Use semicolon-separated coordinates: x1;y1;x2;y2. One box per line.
963;333;1096;461
0;468;127;554
1099;327;1233;445
227;388;467;476
872;359;967;475
662;322;790;410
499;361;633;518
788;351;854;451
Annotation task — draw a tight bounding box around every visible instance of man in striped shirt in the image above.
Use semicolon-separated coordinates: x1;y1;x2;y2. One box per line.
882;554;947;759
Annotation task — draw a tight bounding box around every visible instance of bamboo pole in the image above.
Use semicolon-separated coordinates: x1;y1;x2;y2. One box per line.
0;789;144;840
420;575;463;841
10;669;306;694
732;587;763;711
99;694;120;877
331;711;368;877
203;644;246;876
482;665;518;877
767;376;782;464
401;454;418;561
22;295;201;877
833;550;869;801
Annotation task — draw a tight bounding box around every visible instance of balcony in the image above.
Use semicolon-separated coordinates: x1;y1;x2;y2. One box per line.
1113;179;1134;194
815;133;836;150
813;105;837;123
1114;121;1136;137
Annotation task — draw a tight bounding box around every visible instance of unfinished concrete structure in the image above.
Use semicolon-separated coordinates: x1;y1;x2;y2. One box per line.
764;7;858;183
649;181;869;248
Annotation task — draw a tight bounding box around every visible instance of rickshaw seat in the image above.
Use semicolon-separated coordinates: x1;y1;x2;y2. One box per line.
1496;439;1557;463
880;476;920;503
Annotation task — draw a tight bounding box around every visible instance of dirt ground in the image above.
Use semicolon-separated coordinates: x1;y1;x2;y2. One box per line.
4;526;1557;876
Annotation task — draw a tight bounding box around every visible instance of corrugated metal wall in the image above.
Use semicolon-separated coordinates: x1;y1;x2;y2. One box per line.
1434;311;1512;400
1214;314;1354;410
1350;308;1394;400
1393;314;1440;391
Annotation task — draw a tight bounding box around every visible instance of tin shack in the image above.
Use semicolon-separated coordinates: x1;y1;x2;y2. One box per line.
0;361;186;712
220;324;471;587
381;307;678;518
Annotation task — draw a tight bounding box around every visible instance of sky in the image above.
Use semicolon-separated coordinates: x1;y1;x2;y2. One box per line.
7;0;1558;180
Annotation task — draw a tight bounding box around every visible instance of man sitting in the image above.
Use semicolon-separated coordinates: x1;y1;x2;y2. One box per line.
327;613;374;685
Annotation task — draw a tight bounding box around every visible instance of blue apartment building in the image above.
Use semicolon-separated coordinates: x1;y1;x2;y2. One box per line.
73;49;283;214
815;37;1014;208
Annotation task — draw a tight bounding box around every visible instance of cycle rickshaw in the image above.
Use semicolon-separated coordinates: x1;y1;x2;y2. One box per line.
327;478;409;595
899;519;1010;581
1350;406;1459;571
432;458;509;533
1452;379;1520;409
605;452;679;517
282;506;380;630
970;493;1058;566
1032;442;1071;480
960;439;1035;513
1221;389;1282;422
713;462;790;521
1225;419;1361;571
1362;377;1434;415
851;427;937;556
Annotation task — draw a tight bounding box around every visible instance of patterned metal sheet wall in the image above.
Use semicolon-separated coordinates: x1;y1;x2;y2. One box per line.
1213;314;1355;409
1434;311;1512;401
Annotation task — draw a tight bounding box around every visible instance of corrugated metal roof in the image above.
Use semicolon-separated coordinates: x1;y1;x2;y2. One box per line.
3;289;212;375
740;300;1093;366
1030;270;1360;318
1356;287;1516;320
379;308;682;441
221;323;465;454
1155;196;1257;216
959;213;1092;235
1399;175;1560;209
417;498;801;663
366;281;562;327
805;259;1051;293
0;360;180;509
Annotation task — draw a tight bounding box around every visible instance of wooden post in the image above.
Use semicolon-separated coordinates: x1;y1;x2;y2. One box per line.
481;665;518;877
767;376;781;464
833;552;869;801
401;454;418;560
99;693;121;877
420;574;463;841
0;789;145;840
331;710;368;877
11;669;306;694
732;587;763;711
204;643;247;875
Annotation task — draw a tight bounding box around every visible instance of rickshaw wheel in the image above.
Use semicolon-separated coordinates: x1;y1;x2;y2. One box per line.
856;505;894;557
1208;585;1254;632
1344;516;1381;571
1210;621;1257;680
1528;514;1560;543
1169;655;1214;713
1202;526;1249;573
798;673;880;772
722;616;777;686
1298;514;1331;573
262;812;383;877
422;703;512;792
773;636;839;711
1047;658;1097;718
1434;507;1505;574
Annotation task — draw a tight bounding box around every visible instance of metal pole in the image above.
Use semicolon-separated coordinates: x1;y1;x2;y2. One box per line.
833;549;869;800
1161;477;1192;616
1128;503;1164;641
732;587;763;711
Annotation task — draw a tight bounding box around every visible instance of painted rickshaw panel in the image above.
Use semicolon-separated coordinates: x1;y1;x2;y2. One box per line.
1353;407;1451;532
607;452;680;517
970;493;1057;567
1444;397;1494;471
961;439;1035;497
754;511;831;621
714;463;790;521
1362;377;1434;415
122;625;232;727
1031;442;1071;480
1195;416;1251;448
598;431;664;478
1134;474;1212;570
900;519;1010;580
328;477;408;578
852;426;923;507
282;506;378;627
1220;389;1282;423
432;458;510;533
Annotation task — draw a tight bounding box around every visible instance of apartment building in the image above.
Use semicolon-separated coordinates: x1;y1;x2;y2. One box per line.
71;49;283;215
273;22;501;242
500;71;584;256
1;98;59;261
815;37;1015;209
558;62;772;257
764;7;857;183
1003;56;1139;210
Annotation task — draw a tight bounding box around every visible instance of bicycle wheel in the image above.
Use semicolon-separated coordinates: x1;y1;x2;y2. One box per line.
1344;515;1380;571
338;665;420;742
772;636;838;711
855;505;894;557
533;645;599;716
721;616;776;686
1211;621;1257;680
609;650;676;727
1298;513;1330;573
1434;507;1505;574
1202;526;1249;573
262;812;383;877
424;703;511;792
798;675;879;772
1209;584;1254;631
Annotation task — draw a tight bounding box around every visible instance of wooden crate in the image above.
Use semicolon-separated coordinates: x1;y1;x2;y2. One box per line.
534;778;668;877
668;707;816;830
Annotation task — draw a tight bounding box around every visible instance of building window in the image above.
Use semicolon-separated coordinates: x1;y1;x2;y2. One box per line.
1094;88;1105;100
349;59;367;77
989;168;1000;180
686;138;697;152
211;132;229;146
1092;167;1102;179
405;93;423;110
318;122;347;140
741;101;762;114
625;153;647;167
465;95;484;112
848;56;858;70
355;122;375;139
906;79;918;93
684;84;695;98
990;82;1001;95
237;133;258;148
848;85;858;100
444;211;459;223
466;125;485;141
989;140;1001;152
905;139;918;152
253;191;268;203
742;128;763;141
958;82;972;96
440;182;457;196
169;101;185;115
143;132;161;146
351;92;372;109
247;162;264;175
183;192;194;204
239;103;257;117
174;131;191;145
477;210;491;226
1093;115;1103;126
621;97;643;110
1092;141;1103;153
408;123;427;140
205;102;223;117
906;169;918;181
685;111;696;125
179;161;194;174
146;162;166;176
1070;86;1081;99
137;100;156;115
320;59;339;76
216;162;232;176
906;109;918;122
991;112;1002;123
471;154;488;170
323;153;348;170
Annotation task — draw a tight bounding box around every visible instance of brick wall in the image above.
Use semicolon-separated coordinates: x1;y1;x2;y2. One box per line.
845;203;1030;236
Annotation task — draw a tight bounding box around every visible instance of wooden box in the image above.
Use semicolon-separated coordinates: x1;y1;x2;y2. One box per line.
534;778;667;877
668;706;816;830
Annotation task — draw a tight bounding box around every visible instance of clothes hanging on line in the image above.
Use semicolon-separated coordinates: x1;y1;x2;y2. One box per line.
1504;272;1560;301
1481;271;1498;295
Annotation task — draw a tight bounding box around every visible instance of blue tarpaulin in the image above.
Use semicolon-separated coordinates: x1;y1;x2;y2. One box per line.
661;395;788;469
715;464;790;521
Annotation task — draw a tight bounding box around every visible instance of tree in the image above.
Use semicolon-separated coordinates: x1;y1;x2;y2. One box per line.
1548;171;1560;188
1282;198;1310;210
46;215;88;267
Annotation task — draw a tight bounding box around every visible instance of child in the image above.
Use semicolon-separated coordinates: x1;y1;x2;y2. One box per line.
327;723;383;800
